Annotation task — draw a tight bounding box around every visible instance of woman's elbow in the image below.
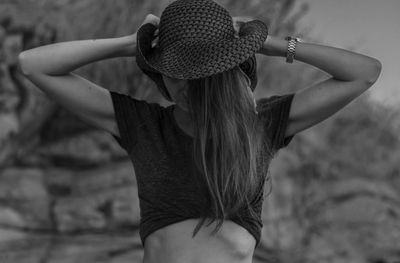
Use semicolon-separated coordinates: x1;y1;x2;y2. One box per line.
365;58;382;86
17;52;31;76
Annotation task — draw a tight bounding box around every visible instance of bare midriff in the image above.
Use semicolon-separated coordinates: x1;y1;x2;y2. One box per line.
143;218;256;263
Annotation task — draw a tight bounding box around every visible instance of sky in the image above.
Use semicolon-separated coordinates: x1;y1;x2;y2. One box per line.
294;0;400;109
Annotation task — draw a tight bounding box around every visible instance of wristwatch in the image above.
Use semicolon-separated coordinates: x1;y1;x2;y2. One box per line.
285;36;302;63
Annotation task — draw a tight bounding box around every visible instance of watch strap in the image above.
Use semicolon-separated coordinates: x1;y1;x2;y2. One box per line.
285;36;300;63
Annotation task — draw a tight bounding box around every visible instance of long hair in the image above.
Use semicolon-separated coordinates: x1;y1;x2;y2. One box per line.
184;65;275;238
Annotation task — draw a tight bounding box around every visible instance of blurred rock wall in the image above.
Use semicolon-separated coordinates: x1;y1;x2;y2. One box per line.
0;1;145;262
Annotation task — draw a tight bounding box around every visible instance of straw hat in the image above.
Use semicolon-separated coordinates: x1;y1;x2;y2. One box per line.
136;0;268;101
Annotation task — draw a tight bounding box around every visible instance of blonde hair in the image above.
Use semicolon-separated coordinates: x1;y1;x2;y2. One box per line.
184;65;273;237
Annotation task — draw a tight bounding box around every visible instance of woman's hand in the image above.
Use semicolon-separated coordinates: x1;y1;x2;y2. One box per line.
232;16;275;56
232;16;254;38
140;14;160;27
120;14;160;57
140;14;160;48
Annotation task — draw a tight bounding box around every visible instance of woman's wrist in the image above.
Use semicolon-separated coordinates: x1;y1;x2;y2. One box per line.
258;35;287;57
117;33;137;57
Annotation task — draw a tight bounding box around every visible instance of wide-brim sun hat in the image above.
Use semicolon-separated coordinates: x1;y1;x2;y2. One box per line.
136;0;269;102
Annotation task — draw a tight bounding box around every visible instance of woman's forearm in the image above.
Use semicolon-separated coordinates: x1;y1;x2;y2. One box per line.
19;34;137;76
258;35;381;83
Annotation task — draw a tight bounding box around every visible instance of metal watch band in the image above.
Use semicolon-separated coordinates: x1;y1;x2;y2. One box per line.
285;36;300;63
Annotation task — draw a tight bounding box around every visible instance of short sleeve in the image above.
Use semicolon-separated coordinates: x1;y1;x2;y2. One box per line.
109;90;161;154
256;93;295;151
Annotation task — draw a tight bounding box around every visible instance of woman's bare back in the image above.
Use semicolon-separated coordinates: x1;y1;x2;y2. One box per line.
143;218;256;263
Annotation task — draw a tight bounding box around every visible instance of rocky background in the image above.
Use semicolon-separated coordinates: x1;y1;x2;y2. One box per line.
1;0;400;262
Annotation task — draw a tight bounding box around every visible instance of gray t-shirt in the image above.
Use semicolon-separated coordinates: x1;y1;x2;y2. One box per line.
109;90;295;248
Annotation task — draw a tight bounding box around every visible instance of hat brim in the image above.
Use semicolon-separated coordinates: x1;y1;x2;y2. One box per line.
135;22;173;101
137;19;268;80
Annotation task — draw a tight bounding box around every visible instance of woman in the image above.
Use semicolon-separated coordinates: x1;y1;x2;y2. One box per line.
17;0;381;262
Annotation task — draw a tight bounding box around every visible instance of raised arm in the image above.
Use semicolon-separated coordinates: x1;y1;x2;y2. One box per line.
18;35;136;76
257;35;382;137
17;33;136;137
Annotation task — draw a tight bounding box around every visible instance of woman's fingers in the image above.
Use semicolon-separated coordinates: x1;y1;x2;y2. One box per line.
140;14;160;27
151;28;159;48
232;16;254;35
139;14;160;48
151;36;159;48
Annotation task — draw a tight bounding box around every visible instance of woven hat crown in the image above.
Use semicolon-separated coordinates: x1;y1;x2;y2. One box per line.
158;0;236;50
135;0;268;100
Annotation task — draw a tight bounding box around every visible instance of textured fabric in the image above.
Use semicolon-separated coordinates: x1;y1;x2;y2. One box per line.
109;90;295;249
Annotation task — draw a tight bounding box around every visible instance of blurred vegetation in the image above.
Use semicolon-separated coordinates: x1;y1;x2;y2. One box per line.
0;0;399;263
